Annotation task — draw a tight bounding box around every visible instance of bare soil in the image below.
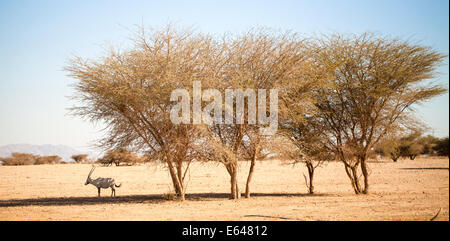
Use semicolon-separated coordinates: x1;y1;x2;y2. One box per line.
0;157;448;221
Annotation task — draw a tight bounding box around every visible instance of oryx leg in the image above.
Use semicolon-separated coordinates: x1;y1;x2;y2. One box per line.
98;187;101;197
111;187;115;197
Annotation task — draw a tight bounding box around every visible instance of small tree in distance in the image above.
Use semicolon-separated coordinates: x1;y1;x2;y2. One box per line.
98;148;141;166
419;135;440;155
433;137;449;157
71;154;88;163
1;153;35;165
0;153;63;165
35;155;62;165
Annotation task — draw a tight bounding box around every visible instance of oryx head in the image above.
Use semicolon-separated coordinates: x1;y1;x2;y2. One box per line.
85;166;95;185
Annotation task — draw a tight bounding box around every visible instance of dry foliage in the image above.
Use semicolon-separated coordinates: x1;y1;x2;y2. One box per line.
1;153;62;166
97;148;143;166
66;25;447;199
71;154;88;163
302;33;447;194
66;25;221;200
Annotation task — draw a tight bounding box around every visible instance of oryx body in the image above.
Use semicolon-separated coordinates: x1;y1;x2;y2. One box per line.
85;167;121;197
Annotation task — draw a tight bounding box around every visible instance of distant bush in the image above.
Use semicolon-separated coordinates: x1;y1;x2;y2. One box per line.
71;154;88;163
35;155;62;165
433;137;449;157
0;153;63;166
375;132;449;161
97;148;142;166
419;135;440;155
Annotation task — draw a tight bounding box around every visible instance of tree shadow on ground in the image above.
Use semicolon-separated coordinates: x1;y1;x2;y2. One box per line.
242;214;302;221
0;192;331;207
367;160;394;163
400;167;449;171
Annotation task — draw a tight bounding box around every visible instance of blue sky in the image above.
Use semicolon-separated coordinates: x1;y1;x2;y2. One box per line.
0;0;448;152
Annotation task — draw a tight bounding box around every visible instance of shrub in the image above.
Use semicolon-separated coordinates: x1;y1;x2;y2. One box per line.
97;148;141;166
433;137;449;157
0;153;62;165
71;154;88;163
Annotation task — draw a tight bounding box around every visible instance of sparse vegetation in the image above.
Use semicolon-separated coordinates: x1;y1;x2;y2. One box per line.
65;25;447;199
162;191;181;201
71;154;88;163
0;153;62;166
433;137;449;157
97;148;142;166
34;155;62;165
376;132;449;161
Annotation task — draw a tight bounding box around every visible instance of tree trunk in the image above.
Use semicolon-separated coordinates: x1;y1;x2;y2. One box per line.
351;166;362;194
226;162;240;199
230;168;238;199
344;163;362;194
360;158;369;194
245;153;257;198
167;160;185;201
305;162;314;194
177;162;183;190
391;152;400;162
235;180;240;199
176;162;186;200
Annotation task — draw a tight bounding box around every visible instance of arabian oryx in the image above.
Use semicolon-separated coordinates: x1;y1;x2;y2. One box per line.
85;167;121;197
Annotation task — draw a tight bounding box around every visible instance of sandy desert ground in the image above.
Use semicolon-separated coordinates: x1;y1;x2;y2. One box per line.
0;157;448;221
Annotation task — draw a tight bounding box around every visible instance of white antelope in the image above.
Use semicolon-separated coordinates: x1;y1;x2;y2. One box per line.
85;167;121;197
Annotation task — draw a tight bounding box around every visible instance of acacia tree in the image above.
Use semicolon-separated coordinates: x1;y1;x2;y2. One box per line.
240;128;273;198
434;137;449;157
375;129;425;161
419;135;440;155
1;153;36;165
205;29;314;199
66;25;221;201
399;131;424;160
98;148;141;166
307;33;446;194
275;41;333;194
1;153;62;165
278;120;334;194
71;154;88;163
375;137;403;162
35;155;62;165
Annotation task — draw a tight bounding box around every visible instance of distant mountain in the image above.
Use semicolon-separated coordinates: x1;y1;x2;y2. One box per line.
0;144;97;162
